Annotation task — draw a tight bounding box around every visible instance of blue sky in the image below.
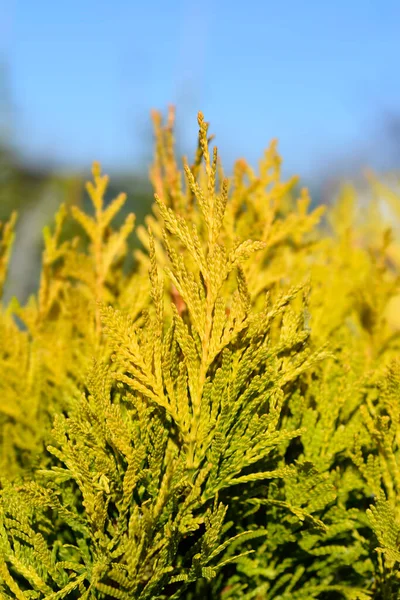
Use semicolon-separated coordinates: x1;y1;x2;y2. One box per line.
2;0;400;179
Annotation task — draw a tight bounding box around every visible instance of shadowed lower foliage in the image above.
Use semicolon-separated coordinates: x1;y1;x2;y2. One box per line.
1;110;400;598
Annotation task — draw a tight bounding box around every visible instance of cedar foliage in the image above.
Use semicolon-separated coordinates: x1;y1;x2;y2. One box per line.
1;109;400;599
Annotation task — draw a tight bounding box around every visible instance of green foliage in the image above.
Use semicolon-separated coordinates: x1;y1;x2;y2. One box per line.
2;110;400;598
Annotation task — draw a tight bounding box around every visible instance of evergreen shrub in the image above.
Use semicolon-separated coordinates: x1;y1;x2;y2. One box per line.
1;109;400;599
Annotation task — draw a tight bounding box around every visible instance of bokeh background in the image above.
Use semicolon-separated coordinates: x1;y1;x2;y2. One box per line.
2;0;400;302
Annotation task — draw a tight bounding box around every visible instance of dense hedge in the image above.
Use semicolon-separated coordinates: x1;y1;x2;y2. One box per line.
1;111;400;599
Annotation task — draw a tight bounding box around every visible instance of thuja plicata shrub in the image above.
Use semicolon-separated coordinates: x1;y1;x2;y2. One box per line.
2;109;400;599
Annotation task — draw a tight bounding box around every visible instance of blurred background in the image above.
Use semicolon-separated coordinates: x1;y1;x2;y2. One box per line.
1;0;400;302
